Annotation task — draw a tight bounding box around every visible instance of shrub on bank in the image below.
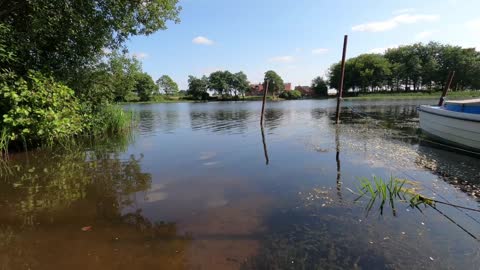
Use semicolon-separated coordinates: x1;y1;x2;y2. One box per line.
0;71;134;151
0;71;84;147
280;90;303;100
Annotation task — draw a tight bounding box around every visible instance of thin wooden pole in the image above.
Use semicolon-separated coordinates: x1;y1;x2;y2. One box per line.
335;35;348;124
260;80;269;126
438;70;455;106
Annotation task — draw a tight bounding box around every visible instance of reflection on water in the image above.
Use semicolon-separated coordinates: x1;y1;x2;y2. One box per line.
1;99;480;269
260;126;269;165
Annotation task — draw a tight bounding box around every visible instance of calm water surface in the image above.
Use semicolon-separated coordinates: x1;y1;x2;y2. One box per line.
1;99;479;269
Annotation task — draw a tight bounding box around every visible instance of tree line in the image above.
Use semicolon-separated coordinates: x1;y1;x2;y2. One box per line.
328;42;480;93
186;70;328;100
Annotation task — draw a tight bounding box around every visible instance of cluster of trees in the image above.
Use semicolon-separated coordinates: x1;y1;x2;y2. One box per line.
186;70;250;100
328;42;480;93
186;70;329;100
0;0;181;149
92;51;180;102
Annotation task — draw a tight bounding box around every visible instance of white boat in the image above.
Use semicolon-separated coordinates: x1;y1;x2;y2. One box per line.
418;99;480;151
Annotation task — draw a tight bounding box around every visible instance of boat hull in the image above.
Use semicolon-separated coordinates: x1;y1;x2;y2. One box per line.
418;105;480;151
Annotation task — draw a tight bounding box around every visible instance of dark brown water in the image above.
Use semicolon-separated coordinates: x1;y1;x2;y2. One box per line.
1;99;479;270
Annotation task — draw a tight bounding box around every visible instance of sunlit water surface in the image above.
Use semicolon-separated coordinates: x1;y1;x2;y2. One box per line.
1;99;479;270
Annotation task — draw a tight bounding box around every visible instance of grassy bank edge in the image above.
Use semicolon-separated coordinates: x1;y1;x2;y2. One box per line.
343;90;480;100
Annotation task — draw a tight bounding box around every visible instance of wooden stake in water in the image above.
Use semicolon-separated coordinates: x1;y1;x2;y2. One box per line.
335;35;348;124
438;70;455;106
260;80;269;126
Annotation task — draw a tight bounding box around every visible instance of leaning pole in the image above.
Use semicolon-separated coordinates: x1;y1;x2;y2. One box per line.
335;35;348;124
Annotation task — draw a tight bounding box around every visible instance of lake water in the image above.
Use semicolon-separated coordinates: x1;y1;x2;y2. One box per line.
1;99;479;269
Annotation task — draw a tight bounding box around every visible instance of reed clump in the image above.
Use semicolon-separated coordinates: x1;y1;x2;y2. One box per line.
355;176;434;215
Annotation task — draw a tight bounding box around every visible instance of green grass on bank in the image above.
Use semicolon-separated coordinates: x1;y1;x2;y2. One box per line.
344;90;480;100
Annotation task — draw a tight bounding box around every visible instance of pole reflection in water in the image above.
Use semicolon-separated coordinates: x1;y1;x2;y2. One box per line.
261;125;270;165
335;125;342;200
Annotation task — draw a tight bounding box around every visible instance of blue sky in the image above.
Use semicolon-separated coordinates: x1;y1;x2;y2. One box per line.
126;0;480;89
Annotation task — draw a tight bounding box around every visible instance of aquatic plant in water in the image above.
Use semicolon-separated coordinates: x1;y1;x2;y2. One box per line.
354;176;434;216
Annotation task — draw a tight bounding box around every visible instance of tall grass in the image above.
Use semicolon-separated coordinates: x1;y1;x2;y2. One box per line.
103;105;136;134
91;105;137;135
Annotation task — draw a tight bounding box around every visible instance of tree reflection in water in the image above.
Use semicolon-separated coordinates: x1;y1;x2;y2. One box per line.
0;138;191;270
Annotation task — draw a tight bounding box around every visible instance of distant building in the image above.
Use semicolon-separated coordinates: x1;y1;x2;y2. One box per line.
248;82;293;96
295;85;313;96
249;83;264;96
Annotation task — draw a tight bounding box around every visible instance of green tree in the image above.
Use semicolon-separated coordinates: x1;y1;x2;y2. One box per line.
107;52;143;102
385;45;421;91
0;0;181;86
208;71;232;97
311;76;328;97
156;75;179;95
135;73;158;101
353;54;392;92
231;72;250;97
328;59;359;92
264;70;284;98
187;75;209;100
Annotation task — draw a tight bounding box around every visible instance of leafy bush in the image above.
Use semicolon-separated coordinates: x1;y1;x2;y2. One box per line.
0;71;83;146
280;90;302;100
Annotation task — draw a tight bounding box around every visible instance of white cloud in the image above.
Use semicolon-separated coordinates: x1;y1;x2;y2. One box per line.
415;30;436;40
132;52;149;59
466;18;480;30
311;48;329;55
352;13;439;32
368;45;398;54
268;55;295;63
192;36;214;45
393;8;416;14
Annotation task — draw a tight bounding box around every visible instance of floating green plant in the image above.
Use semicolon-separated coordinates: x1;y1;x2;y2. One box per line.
354;176;434;216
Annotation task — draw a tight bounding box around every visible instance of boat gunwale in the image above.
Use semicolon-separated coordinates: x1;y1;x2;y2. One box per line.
418;105;480;123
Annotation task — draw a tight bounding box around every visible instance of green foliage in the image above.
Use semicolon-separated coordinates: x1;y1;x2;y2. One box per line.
135;72;158;101
0;0;179;151
82;104;135;136
0;24;16;72
279;90;302;100
329;42;480;93
206;70;250;97
1;0;181;84
208;70;232;96
108;52;144;102
311;76;328;97
187;75;209;100
231;71;250;97
0;71;83;147
264;70;284;97
156;75;179;95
